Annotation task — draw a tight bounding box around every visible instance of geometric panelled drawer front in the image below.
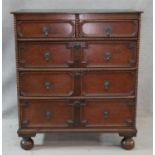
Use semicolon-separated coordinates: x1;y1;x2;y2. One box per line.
20;100;74;128
81;99;135;128
17;21;75;38
12;10;142;150
82;41;137;68
81;70;136;96
80;20;138;38
19;72;74;97
18;42;73;68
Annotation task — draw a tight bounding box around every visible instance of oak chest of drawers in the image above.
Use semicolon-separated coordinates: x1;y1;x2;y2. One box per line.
12;9;142;150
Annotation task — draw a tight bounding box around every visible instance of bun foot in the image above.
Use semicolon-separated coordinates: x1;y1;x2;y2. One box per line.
20;137;34;150
121;137;134;150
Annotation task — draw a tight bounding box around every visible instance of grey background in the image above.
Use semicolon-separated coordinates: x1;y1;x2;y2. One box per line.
2;0;153;154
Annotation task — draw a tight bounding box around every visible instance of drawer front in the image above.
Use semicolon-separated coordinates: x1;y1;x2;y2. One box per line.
80;20;138;38
81;71;136;96
19;42;73;68
20;100;73;128
82;41;137;67
17;21;75;38
81;99;135;128
19;72;74;97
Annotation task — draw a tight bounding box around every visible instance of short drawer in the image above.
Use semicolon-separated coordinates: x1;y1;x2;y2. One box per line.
18;42;73;68
19;71;74;97
17;21;75;38
20;100;73;128
81;70;136;96
81;99;135;128
80;20;138;38
82;41;137;67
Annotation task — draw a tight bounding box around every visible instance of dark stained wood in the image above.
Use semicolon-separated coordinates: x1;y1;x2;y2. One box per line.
19;71;74;97
18;128;137;135
20;100;73;128
17;37;138;41
12;10;142;150
20;137;34;150
80;99;135;128
121;137;135;150
79;13;140;20
81;41;137;68
81;70;136;96
80;20;138;38
17;21;75;38
20;99;135;129
18;42;73;68
18;68;137;71
15;13;75;20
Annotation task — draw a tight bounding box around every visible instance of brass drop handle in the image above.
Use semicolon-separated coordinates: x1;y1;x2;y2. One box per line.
104;51;112;61
44;111;52;120
104;25;112;37
104;80;110;90
43;25;49;37
103;111;110;119
44;80;52;89
44;51;51;61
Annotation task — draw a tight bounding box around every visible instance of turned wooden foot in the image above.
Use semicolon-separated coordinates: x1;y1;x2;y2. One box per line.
121;137;134;150
20;137;34;150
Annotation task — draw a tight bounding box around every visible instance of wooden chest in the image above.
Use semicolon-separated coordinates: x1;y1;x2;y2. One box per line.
12;9;142;150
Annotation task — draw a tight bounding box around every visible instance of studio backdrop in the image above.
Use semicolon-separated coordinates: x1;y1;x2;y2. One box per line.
2;0;153;119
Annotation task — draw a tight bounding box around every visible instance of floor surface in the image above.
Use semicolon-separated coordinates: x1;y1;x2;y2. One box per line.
3;115;152;155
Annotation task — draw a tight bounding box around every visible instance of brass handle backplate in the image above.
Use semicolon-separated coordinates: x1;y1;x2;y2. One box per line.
103;111;110;119
104;51;112;61
43;25;49;37
44;51;51;61
44;80;52;89
104;25;112;37
104;80;110;90
44;111;52;120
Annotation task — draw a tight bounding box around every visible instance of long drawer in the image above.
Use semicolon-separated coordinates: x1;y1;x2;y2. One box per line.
18;41;137;68
19;70;136;97
20;99;135;129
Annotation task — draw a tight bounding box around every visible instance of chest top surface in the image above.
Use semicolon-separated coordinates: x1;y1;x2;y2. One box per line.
11;9;143;14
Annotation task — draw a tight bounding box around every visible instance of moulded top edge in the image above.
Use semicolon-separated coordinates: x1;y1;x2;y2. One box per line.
11;9;143;14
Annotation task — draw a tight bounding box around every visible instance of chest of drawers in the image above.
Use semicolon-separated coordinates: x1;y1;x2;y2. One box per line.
12;9;142;150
